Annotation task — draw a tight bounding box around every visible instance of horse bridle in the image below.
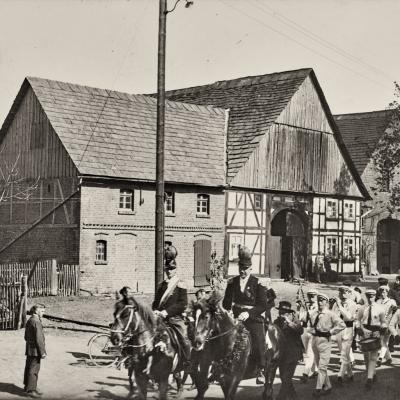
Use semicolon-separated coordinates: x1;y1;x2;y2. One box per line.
196;309;236;343
111;305;155;348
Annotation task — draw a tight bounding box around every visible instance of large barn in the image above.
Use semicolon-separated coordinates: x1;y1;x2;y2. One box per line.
165;68;370;278
0;77;227;294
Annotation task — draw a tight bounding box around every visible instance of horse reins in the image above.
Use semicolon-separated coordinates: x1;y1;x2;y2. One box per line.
205;326;236;342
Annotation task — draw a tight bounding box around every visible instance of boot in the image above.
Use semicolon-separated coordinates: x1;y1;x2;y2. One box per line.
256;368;266;385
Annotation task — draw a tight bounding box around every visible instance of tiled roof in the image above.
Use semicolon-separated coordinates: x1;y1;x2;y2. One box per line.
334;110;393;175
19;77;227;186
162;68;312;182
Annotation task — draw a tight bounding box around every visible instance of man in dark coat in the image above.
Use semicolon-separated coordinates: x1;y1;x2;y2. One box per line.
152;258;190;362
223;245;267;384
274;301;304;400
24;303;47;398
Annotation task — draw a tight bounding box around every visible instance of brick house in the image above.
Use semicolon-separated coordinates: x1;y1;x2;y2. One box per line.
335;110;400;274
0;77;227;294
165;68;370;278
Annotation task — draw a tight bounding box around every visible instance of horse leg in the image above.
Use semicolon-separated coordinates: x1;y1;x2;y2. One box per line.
134;370;149;400
128;365;136;395
174;371;184;398
158;375;169;400
194;358;210;400
263;355;278;400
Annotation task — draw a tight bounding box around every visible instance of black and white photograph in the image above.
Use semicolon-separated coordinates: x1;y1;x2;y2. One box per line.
1;1;400;399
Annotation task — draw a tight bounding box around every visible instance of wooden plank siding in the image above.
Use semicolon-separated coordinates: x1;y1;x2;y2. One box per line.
231;75;363;198
0;87;78;180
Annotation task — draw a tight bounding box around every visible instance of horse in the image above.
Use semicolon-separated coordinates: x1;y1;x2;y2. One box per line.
110;300;185;400
192;295;281;400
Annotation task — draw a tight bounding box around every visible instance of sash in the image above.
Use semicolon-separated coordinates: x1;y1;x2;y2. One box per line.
159;276;180;308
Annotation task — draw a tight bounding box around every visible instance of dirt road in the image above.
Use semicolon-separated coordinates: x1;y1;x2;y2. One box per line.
1;327;400;400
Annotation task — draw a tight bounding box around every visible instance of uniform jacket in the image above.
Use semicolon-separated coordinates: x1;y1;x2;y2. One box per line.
222;275;266;323
25;315;46;357
356;303;386;331
152;278;188;318
274;316;304;363
309;308;346;336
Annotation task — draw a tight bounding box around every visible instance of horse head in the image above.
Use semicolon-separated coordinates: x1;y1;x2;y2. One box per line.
110;304;139;346
193;294;234;352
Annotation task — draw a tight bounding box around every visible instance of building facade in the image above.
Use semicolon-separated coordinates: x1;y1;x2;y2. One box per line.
335;110;400;274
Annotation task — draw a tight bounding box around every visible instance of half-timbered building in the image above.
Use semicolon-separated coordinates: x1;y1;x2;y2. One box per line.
335;110;400;275
0;77;227;293
165;68;370;278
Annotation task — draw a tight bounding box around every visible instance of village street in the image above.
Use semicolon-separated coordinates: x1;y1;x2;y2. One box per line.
1;328;400;400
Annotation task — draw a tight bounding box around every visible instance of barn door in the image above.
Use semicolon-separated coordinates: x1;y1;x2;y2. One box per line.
194;239;211;286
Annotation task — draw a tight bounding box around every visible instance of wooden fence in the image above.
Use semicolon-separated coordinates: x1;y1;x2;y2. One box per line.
0;280;21;330
58;264;80;296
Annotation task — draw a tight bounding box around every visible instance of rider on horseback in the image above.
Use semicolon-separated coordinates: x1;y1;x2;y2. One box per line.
222;245;267;384
152;245;191;367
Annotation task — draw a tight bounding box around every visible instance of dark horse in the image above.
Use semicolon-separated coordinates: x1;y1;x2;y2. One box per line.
110;300;184;400
192;294;280;400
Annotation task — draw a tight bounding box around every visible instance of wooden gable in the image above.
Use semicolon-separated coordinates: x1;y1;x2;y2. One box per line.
231;76;363;198
0;86;78;180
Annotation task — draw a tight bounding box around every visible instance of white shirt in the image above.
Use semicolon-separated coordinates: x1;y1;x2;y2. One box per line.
240;274;251;293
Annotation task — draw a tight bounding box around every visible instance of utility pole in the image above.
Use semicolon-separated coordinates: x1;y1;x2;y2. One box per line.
155;0;194;292
155;0;167;292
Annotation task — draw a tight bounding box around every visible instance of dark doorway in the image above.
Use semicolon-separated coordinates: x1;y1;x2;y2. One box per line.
271;209;307;280
377;219;400;274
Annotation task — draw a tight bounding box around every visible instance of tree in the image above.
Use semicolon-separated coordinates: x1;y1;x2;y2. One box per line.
0;146;38;203
371;82;400;215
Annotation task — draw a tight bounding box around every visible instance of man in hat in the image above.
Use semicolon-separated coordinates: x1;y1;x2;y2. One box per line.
331;286;357;383
152;255;190;364
24;303;47;398
355;288;386;389
309;293;345;397
376;285;397;366
314;252;325;283
389;275;400;305
223;245;267;384
298;289;319;383
273;301;304;400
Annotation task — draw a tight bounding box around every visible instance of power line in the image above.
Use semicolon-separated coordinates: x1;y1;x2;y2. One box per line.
249;0;395;84
219;0;393;92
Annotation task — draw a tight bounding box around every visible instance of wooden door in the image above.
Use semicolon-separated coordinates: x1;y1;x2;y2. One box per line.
194;239;211;286
379;241;391;274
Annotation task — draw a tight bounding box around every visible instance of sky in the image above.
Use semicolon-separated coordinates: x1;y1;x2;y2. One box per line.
0;0;399;125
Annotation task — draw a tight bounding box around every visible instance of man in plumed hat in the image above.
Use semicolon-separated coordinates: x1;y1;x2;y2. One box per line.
273;301;304;400
222;245;267;384
152;245;190;364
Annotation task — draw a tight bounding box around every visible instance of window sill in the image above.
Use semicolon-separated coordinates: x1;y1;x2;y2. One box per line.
165;213;176;217
326;216;338;220
196;213;210;219
118;210;135;215
343;218;355;222
95;260;108;265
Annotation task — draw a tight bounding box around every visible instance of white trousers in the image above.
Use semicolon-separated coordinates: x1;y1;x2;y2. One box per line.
379;333;391;361
363;350;379;379
302;331;318;376
336;327;354;378
312;336;332;390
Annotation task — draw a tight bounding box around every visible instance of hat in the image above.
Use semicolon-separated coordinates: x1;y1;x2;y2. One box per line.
165;244;178;263
238;245;252;268
378;277;389;285
164;259;177;270
317;293;329;301
339;285;351;292
343;280;353;287
276;301;295;313
365;288;376;296
307;289;318;296
378;285;389;292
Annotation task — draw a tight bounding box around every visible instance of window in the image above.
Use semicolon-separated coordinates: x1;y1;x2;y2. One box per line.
344;201;355;220
96;240;107;262
164;192;175;214
254;194;263;210
326;236;338;258
119;189;134;211
343;237;354;259
197;194;210;215
326;200;338;219
229;235;243;261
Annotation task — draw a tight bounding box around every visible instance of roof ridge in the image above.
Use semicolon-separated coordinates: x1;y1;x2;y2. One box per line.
26;76;226;116
164;67;312;94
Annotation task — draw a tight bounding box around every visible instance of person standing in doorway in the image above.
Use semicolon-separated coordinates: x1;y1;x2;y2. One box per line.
314;252;324;284
24;304;47;398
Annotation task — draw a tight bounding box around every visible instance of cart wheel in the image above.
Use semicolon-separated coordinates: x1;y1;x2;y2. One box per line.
88;333;120;367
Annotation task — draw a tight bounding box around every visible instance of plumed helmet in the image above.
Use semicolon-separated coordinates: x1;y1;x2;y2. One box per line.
238;245;252;268
165;244;178;263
